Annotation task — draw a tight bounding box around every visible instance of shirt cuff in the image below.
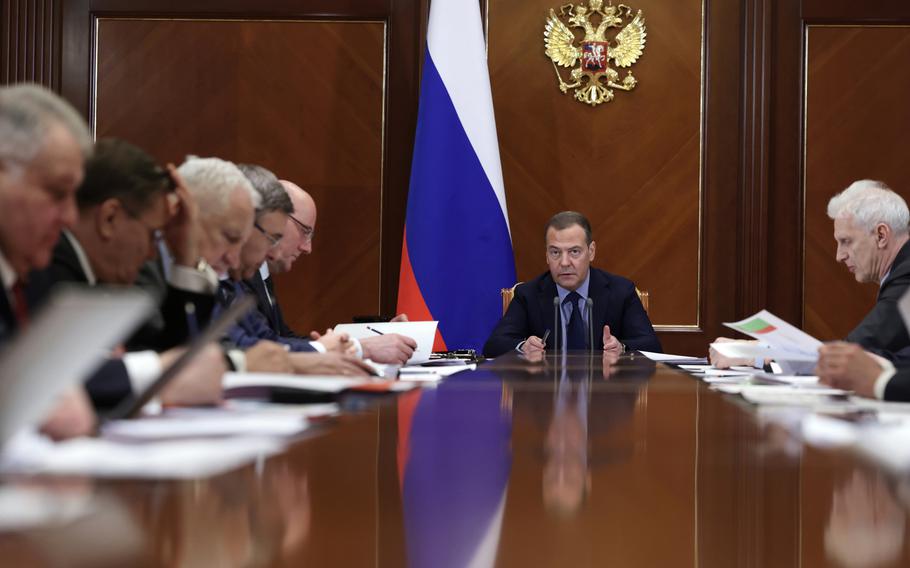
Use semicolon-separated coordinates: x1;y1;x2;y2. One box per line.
350;337;363;359
167;262;218;294
310;341;326;354
872;354;896;400
515;340;526;353
122;350;163;393
227;349;246;373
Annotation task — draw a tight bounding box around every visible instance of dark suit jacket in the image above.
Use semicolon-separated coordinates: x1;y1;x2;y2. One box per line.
0;269;52;345
217;279;315;352
7;266;132;410
43;235;216;352
885;368;910;402
483;268;661;357
846;240;910;355
246;271;301;339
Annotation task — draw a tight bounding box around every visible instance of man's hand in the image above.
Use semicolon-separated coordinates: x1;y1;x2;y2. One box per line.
390;313;409;322
39;387;95;441
602;325;622;355
162;164;201;267
159;344;227;406
313;330;352;354
521;336;546;356
709;337;758;369
816;341;883;398
361;334;417;364
245;340;294;374
289;352;374;376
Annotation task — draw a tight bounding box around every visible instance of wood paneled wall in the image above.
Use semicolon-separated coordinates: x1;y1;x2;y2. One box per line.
5;0;910;354
489;0;702;329
93;18;386;333
1;0;59;87
804;25;910;340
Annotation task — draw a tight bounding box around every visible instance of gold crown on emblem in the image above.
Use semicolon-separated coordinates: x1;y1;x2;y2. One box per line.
544;1;647;107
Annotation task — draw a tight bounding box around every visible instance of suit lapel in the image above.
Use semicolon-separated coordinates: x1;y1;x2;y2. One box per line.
881;240;910;296
589;269;610;347
247;272;279;330
536;274;559;349
53;233;90;284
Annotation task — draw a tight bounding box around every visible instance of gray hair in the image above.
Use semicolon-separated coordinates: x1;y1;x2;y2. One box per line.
827;180;910;235
237;163;292;216
177;156;260;213
0;83;93;165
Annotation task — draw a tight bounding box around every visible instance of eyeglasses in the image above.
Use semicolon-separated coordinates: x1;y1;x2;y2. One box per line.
289;215;315;243
254;222;283;249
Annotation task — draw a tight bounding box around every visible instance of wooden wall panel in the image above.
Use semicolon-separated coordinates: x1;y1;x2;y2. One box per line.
94;19;385;332
0;0;59;87
488;0;703;328
803;26;910;340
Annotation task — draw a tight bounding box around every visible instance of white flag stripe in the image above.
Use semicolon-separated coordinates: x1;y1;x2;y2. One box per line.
426;0;511;237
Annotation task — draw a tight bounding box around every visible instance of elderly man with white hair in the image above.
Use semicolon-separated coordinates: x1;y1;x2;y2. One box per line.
712;180;910;397
827;179;910;350
815;180;910;400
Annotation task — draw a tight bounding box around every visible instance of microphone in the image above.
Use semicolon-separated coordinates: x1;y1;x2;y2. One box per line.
585;297;594;351
552;296;561;351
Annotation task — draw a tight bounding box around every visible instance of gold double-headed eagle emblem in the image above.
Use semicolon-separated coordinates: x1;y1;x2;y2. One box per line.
544;1;647;106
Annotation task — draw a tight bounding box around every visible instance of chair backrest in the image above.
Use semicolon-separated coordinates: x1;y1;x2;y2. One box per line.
500;283;650;314
636;288;649;312
500;282;522;315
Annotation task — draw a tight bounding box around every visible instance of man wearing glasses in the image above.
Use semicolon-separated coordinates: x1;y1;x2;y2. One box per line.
483;211;660;357
252;180;419;365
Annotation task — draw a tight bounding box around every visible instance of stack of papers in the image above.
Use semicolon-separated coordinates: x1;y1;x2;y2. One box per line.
639;351;708;365
0;429;286;479
222;372;420;393
398;362;477;382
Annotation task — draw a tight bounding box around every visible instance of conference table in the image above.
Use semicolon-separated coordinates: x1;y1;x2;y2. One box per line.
1;352;908;567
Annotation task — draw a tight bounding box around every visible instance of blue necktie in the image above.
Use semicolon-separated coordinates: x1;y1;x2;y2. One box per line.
564;291;586;350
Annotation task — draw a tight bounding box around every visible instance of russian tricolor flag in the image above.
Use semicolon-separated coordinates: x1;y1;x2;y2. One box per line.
397;0;516;352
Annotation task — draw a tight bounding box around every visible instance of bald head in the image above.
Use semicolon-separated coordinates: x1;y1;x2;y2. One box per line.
268;180;317;274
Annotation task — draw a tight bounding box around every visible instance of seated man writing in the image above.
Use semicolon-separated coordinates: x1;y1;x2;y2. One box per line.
483;211;661;357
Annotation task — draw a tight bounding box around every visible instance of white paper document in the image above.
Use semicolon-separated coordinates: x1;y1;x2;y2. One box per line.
101;409;310;440
398;363;477;381
333;321;438;364
223;372;419;393
721;310;823;362
639;351;705;362
0;430;285;479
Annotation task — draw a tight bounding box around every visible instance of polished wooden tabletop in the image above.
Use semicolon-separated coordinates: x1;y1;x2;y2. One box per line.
1;351;909;567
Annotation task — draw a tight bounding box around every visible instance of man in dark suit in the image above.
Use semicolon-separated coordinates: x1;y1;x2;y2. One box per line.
831;180;910;355
0;84;96;437
250;179;418;364
217;165;373;376
712;179;910;371
37;138;225;409
483;211;660;357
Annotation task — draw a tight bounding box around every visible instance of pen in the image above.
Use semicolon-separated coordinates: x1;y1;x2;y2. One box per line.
541;328;551;346
367;326;384;335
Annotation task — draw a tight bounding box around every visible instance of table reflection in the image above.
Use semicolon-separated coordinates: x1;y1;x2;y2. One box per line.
398;375;512;568
825;467;907;568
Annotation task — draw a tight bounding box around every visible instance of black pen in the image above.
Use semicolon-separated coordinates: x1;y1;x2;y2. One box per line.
367;326;384;335
541;329;551;346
